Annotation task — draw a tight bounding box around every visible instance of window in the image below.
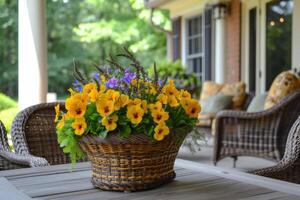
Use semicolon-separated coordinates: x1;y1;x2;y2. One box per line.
186;15;204;81
172;17;181;60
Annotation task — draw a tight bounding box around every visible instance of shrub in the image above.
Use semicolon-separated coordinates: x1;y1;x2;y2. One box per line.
0;93;17;111
149;60;201;98
0;107;18;133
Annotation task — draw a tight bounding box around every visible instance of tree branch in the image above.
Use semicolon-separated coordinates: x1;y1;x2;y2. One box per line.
150;8;172;35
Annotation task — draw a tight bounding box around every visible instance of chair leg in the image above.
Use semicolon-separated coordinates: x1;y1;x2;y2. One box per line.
231;156;238;168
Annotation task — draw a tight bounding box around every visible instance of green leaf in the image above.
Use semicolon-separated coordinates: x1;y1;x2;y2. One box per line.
119;125;131;138
60;138;69;147
98;130;108;138
146;125;154;136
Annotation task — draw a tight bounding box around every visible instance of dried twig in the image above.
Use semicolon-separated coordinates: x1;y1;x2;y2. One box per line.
106;54;125;72
92;63;109;79
73;59;88;84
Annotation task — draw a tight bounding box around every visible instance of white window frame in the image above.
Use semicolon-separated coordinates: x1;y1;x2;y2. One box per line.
182;12;205;82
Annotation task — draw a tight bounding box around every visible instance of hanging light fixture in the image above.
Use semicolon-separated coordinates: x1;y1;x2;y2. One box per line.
270;20;275;26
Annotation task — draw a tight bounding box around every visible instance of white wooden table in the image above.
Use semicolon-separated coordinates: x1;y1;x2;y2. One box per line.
1;159;300;200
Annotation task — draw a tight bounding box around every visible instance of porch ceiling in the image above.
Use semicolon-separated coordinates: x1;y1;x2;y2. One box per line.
144;0;230;9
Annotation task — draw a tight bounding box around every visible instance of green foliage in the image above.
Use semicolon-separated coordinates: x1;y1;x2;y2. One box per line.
47;0;169;97
56;119;86;163
150;60;201;97
0;0;169;98
0;0;18;97
0;93;17;111
0;107;18;133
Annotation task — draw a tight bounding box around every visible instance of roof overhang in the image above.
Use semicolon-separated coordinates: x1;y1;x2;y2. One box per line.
144;0;172;9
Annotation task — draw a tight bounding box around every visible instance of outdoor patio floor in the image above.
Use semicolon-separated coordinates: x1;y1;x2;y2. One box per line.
178;134;276;172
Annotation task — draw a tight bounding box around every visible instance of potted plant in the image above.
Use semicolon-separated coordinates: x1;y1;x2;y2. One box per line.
55;48;201;192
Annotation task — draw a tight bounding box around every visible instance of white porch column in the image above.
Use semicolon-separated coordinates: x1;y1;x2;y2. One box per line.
213;3;227;83
18;0;47;109
166;33;173;61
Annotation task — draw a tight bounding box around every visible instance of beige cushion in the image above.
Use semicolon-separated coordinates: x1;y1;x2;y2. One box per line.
220;82;246;110
264;71;300;109
200;81;223;101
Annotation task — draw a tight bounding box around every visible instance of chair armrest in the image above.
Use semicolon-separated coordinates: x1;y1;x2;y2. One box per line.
213;109;283;163
215;109;282;137
251;162;295;183
0;151;49;167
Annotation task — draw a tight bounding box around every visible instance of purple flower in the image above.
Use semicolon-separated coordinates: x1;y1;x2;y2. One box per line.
122;69;136;84
92;72;100;80
158;80;163;87
106;77;119;88
72;80;83;92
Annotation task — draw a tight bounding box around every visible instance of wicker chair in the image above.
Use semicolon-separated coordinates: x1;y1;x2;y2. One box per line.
0;120;48;170
252;116;300;184
213;89;300;167
11;102;88;166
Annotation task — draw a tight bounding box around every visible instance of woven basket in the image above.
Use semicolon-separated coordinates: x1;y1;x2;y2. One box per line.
79;129;189;192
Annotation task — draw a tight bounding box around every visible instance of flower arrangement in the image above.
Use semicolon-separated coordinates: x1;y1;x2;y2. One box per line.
55;48;201;163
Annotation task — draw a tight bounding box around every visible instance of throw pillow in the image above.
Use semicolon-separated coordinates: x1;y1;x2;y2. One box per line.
247;93;268;112
264;71;300;109
200;81;223;102
201;93;233;114
220;82;246;110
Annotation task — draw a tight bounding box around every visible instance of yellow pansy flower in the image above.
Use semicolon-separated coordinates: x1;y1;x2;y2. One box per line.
127;98;142;107
114;94;129;111
180;98;191;111
68;88;76;96
99;85;106;93
105;89;120;102
54;104;60;122
185;99;201;118
168;95;179;107
57;115;66;130
145;82;157;95
89;89;98;102
162;80;179;97
179;90;191;100
131;78;138;86
154;123;170;141
148;101;162;112
72;93;89;105
101;75;106;83
71;118;87;136
102;115;118;131
96;98;114;117
141;100;148;112
149;86;157;95
65;98;86;118
83;83;97;95
126;105;144;124
157;94;168;104
151;109;169;124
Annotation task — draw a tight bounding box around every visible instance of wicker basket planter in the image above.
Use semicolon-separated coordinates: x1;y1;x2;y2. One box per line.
79;130;188;192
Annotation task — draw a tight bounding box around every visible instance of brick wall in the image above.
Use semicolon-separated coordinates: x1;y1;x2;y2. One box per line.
225;0;241;83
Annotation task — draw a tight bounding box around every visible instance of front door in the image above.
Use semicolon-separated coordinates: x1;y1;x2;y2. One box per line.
243;0;294;93
264;0;293;89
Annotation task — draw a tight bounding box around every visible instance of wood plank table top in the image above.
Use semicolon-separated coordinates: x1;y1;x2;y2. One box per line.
1;159;300;200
